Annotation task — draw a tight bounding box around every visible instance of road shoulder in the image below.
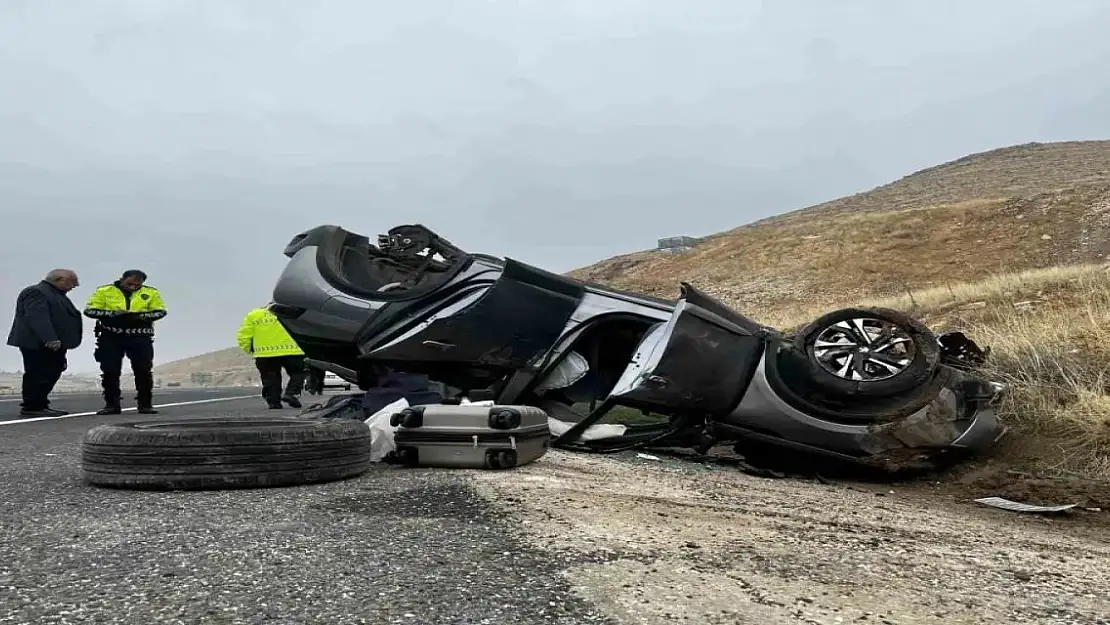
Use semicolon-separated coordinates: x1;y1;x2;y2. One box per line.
471;451;1110;625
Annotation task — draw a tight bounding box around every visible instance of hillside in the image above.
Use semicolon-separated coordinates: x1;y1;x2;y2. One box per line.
758;140;1110;223
571;141;1110;316
153;346;253;386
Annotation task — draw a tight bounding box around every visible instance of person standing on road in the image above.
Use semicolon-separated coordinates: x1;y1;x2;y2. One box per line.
5;269;83;418
303;363;326;395
236;303;307;409
83;270;168;415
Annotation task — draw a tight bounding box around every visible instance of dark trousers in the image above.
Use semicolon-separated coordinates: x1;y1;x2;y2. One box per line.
255;355;306;405
95;334;155;406
304;366;325;394
19;348;67;411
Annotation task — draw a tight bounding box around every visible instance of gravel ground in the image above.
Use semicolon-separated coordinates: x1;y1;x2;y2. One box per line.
471;451;1110;625
0;406;613;625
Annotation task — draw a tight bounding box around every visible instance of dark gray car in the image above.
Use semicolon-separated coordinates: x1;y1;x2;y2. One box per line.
268;223;1006;472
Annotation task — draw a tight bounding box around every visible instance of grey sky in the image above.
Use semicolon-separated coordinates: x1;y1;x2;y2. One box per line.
3;0;1109;373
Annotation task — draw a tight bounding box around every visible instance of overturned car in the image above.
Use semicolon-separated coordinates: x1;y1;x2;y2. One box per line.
268;223;1007;472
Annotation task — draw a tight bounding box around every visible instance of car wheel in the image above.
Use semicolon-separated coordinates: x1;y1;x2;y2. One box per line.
80;418;373;490
793;307;940;398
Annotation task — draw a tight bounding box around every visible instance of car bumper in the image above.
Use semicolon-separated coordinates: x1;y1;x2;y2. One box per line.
857;378;1008;470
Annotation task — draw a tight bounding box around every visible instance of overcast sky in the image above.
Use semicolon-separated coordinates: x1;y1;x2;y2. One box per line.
3;0;1110;373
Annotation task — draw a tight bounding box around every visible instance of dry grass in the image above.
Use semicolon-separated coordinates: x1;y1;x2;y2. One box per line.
757;264;1110;478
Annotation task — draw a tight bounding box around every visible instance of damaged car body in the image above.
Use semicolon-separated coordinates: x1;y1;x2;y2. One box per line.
269;223;1007;472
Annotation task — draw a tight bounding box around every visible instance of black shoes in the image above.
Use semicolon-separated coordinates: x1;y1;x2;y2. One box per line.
18;408;68;418
281;395;303;409
97;398;158;415
267;403;283;409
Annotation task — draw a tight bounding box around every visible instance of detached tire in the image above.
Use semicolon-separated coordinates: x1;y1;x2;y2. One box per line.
793;307;940;398
81;417;373;491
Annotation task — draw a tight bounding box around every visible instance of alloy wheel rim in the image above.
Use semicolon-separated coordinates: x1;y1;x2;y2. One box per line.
812;317;916;382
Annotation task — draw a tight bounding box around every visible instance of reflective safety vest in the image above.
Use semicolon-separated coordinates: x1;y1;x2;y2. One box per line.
84;283;168;336
237;307;305;358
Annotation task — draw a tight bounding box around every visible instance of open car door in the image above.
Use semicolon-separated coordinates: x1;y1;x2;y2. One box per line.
358;259;585;374
550;283;775;448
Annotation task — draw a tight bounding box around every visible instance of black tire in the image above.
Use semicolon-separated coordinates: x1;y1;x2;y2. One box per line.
793;307;940;398
81;417;373;491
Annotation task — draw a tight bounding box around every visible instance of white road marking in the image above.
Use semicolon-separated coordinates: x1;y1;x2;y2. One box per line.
0;389;236;403
0;394;259;426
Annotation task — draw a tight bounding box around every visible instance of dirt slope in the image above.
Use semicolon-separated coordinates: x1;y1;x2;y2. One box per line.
572;141;1110;319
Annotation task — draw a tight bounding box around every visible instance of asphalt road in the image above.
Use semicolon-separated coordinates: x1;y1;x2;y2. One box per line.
0;387;260;422
0;389;614;625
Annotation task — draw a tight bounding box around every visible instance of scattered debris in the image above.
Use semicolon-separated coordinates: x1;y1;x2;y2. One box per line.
643;447;788;479
974;496;1077;514
636;453;661;461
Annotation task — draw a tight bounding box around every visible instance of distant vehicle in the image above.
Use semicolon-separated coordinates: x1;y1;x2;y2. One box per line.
268;223;1005;473
323;371;351;391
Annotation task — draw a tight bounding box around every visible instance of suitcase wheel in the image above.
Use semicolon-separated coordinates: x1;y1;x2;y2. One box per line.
485;449;519;470
389;412;404;427
488;409;521;430
399;409;423;429
394;447;419;466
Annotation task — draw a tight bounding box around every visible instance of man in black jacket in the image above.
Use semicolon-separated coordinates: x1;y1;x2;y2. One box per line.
6;269;83;418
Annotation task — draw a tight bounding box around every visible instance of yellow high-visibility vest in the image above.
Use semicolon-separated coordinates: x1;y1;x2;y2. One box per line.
84;283;168;336
85;283;167;313
236;307;305;358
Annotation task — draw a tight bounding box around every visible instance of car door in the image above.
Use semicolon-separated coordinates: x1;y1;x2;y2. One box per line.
358;259;585;371
606;282;773;416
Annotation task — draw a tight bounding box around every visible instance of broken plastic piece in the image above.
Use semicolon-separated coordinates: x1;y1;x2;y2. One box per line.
973;496;1077;513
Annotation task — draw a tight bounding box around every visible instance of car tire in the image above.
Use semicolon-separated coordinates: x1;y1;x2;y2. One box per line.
81;417;373;491
793;307;940;398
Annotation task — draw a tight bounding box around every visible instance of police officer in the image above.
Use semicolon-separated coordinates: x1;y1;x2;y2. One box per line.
84;269;168;415
237;303;306;409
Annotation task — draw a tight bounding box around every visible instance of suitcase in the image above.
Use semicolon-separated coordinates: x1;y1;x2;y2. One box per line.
385;404;550;469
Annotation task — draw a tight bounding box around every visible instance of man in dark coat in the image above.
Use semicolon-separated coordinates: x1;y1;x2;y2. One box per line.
6;269;83;417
